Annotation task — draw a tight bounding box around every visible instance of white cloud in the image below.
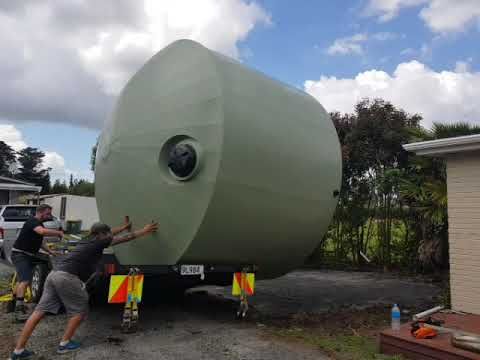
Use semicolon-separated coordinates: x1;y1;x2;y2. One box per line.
420;0;480;33
0;124;27;151
365;0;480;33
304;60;480;128
455;60;471;73
327;33;368;55
0;1;270;128
0;123;70;182
42;152;68;182
365;0;428;21
327;32;401;56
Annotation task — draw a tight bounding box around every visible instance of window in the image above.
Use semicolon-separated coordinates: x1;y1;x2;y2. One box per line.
1;206;36;221
60;197;67;220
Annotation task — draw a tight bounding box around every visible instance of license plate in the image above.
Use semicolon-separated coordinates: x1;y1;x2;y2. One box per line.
180;265;204;276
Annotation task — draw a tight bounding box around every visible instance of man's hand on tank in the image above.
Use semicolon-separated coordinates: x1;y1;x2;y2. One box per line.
123;221;132;232
142;222;158;234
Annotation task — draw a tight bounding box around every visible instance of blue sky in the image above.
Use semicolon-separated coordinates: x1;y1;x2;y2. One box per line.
0;0;479;182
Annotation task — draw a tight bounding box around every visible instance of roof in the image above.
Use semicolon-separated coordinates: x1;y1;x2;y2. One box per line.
0;176;36;186
0;176;41;192
403;134;480;156
25;194;95;200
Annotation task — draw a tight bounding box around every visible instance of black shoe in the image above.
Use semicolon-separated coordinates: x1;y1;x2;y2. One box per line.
14;305;29;322
9;349;34;359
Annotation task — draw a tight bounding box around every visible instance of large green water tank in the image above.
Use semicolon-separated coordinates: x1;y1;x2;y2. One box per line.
95;39;341;278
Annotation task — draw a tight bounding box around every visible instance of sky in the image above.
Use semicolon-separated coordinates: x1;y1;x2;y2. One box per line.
0;0;479;182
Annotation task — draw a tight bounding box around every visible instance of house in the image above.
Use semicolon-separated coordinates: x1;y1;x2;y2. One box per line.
28;194;99;231
404;134;480;315
0;176;42;205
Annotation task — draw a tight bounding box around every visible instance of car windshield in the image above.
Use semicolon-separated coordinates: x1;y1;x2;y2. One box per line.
2;206;36;221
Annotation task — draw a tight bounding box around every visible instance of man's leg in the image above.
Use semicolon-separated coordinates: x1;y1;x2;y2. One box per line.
15;281;28;299
12;253;34;321
55;272;89;353
61;314;85;342
13;310;45;352
14;281;31;322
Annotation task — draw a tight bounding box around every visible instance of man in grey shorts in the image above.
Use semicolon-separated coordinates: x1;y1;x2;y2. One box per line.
10;220;158;360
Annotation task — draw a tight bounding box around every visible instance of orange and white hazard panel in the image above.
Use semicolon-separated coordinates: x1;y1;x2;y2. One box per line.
232;272;255;296
108;274;144;304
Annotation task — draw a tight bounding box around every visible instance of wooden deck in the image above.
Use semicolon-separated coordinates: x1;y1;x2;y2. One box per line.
380;313;480;360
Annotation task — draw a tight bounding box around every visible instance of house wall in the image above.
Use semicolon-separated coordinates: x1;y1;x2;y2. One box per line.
0;190;9;205
43;195;99;231
446;151;480;315
8;191;23;204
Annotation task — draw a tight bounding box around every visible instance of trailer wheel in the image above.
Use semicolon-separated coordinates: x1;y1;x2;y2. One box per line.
31;264;48;303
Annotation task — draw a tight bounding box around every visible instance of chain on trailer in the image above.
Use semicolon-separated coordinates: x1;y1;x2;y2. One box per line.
232;266;256;319
107;267;144;333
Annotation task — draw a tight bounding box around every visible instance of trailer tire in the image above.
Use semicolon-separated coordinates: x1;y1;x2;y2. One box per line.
31;264;48;303
88;277;109;306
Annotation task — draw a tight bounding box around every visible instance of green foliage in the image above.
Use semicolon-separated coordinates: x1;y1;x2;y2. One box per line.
51;179;69;194
430;122;480;140
16;147;51;194
0;141;16;177
90;138;98;172
325;99;422;268
68;178;95;196
274;328;402;360
314;98;479;273
0;141;97;197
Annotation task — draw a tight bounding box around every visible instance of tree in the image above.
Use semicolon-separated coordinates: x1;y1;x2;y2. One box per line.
429;122;480;140
317;98;480;273
51;179;69;194
399;121;480;271
90;139;98;172
68;177;95;196
0;141;16;177
325;99;422;268
16;147;51;193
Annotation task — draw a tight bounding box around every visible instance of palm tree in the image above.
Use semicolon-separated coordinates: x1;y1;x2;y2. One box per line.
430;122;480;139
401;121;480;270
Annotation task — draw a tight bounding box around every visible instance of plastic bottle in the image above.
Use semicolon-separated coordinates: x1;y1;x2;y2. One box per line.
391;304;401;331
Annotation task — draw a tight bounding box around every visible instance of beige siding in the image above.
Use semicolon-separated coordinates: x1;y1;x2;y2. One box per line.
447;151;480;314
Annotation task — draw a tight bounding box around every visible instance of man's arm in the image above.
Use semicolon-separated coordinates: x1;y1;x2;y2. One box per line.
111;222;158;246
40;242;56;256
33;226;64;238
111;216;132;235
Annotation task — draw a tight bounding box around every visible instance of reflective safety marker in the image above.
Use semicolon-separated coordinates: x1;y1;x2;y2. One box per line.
108;275;144;303
232;272;255;296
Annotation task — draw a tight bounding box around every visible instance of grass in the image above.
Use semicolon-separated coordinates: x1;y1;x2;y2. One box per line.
271;327;403;360
262;306;406;360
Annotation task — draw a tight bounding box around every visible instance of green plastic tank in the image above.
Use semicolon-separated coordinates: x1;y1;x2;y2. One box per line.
95;39;341;278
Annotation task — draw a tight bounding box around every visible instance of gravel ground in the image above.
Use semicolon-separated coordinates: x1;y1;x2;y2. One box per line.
0;263;441;360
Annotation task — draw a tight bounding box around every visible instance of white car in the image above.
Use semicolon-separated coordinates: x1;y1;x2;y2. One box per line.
0;205;37;257
0;204;62;259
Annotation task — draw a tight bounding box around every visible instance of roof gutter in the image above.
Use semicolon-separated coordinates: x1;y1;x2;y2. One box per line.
403;134;480;156
0;184;42;192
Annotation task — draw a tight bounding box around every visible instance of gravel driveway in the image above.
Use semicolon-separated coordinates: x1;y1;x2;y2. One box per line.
0;265;441;359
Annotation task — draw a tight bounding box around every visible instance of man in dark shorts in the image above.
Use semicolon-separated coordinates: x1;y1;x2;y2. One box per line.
10;220;158;360
11;204;64;321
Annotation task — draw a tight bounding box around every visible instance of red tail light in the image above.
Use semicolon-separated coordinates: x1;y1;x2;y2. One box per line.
104;263;116;275
0;227;4;239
